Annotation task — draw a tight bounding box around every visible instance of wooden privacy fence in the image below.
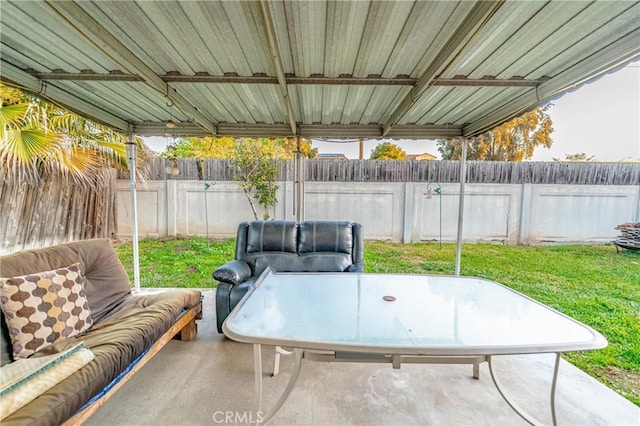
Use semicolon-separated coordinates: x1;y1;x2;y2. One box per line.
0;170;118;254
131;158;640;185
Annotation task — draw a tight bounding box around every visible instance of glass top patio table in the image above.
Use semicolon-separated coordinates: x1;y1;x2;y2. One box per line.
223;270;607;356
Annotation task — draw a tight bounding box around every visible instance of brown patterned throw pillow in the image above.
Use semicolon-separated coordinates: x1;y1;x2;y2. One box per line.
0;263;93;359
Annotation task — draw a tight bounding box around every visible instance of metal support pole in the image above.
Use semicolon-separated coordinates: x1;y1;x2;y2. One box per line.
125;136;141;293
455;138;468;277
294;135;304;221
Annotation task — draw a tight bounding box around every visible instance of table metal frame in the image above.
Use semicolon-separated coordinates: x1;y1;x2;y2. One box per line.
224;270;605;426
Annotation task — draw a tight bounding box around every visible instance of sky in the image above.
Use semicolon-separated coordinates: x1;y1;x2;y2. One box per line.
146;61;640;162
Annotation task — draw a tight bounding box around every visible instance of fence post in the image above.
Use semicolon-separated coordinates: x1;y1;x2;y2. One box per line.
166;178;178;237
403;182;414;243
518;183;533;244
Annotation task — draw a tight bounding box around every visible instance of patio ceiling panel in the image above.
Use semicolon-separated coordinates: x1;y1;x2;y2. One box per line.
318;85;349;125
494;2;638;79
465;27;640;136
88;1;192;75
1;0;638;140
0;1;120;73
63;81;175;124
333;86;378;125
321;1;370;78
381;1;505;137
43;1;218;134
443;2;581;80
438;88;516;127
406;1;478;79
361;86;408;126
514;3;640;79
172;82;286;126
275;0;328;77
347;1;416;78
221;1;283;76
381;1;463;79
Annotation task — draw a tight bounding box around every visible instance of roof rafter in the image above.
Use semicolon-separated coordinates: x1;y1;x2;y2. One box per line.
133;122;462;139
258;0;297;136
31;71;545;87
382;0;505;137
44;0;217;135
1;60;130;131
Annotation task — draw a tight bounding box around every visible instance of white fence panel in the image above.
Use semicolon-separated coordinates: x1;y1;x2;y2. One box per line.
116;180;640;244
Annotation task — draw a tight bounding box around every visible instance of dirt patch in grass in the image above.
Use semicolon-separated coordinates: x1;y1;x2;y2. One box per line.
595;366;640;405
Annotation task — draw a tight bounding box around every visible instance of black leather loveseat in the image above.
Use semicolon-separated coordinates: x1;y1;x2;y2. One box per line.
213;220;364;332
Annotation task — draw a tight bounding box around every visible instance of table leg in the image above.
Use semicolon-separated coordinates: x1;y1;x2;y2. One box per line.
550;353;560;426
254;344;263;415
487;354;561;426
257;348;304;426
273;346;295;376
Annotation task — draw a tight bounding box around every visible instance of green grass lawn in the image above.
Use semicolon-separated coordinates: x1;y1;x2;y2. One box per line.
114;238;640;405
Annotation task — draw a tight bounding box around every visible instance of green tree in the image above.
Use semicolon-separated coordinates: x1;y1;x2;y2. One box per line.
370;141;407;160
0;83;141;186
166;136;317;159
232;138;280;220
165;136;236;159
437;106;553;161
164;137;316;219
281;137;318;159
553;152;596;162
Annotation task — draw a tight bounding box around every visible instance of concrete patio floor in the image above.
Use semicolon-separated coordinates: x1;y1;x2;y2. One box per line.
86;291;639;426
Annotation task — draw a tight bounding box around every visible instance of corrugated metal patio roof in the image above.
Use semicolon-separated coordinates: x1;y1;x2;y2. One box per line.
1;0;638;139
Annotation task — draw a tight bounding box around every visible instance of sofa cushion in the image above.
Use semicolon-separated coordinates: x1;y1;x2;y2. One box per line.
247;221;298;253
298;221;354;254
252;252;352;274
296;253;353;272
1;289;201;426
0;263;93;359
252;253;300;276
0;239;132;325
63;239;132;323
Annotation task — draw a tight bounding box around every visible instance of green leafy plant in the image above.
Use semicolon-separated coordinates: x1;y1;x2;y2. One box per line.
232;138;280;220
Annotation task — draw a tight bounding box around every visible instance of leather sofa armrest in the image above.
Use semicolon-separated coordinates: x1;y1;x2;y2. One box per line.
347;262;364;272
213;260;252;285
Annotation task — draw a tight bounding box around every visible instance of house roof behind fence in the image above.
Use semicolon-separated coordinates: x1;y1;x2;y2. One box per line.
1;1;638;139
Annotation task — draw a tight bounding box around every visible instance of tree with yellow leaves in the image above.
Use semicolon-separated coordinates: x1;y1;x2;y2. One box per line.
437;105;553;161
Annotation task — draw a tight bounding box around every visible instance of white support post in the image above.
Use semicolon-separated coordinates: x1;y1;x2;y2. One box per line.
455;138;468;277
125;136;141;293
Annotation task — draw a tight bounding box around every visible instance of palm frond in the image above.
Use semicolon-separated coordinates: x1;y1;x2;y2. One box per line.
0;103;30;127
0;128;61;163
